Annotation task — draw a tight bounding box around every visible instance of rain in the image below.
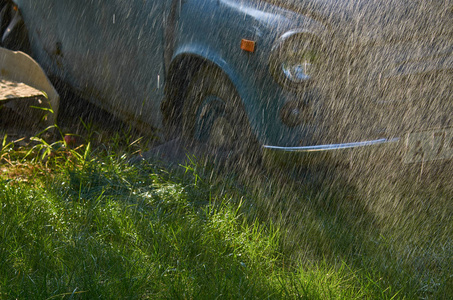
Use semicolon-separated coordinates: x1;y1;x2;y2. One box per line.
1;0;452;298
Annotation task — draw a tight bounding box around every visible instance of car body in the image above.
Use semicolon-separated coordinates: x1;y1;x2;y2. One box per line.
6;0;453;162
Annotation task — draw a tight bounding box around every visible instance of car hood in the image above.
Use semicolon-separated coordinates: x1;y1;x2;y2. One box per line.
265;0;452;42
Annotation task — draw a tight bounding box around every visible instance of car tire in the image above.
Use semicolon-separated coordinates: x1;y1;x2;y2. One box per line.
0;0;30;52
182;64;261;166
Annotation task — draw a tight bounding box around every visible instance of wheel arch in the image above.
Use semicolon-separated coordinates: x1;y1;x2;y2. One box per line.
162;48;248;137
0;0;31;53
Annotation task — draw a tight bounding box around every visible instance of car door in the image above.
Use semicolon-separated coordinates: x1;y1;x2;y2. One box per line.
81;0;165;127
18;0;166;128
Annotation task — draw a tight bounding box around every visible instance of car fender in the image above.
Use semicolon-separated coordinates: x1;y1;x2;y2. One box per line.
168;0;328;145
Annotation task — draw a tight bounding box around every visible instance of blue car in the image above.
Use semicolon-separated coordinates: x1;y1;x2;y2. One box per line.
2;0;452;163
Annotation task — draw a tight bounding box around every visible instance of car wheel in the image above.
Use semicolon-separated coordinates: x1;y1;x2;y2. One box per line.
0;0;30;52
182;64;260;165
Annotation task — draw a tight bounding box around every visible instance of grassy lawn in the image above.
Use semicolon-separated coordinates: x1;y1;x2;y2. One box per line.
0;124;452;299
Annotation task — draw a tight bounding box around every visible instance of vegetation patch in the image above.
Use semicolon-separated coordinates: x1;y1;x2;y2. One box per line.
1;126;452;299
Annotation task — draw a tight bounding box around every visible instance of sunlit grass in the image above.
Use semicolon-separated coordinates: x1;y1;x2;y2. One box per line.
1;128;451;299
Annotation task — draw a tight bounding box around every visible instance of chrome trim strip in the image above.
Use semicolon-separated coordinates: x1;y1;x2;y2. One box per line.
263;138;400;152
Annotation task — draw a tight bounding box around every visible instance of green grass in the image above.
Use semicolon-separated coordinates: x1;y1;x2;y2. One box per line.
0;128;452;299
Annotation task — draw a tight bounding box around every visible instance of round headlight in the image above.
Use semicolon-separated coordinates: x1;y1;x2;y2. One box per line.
269;33;322;90
281;56;313;83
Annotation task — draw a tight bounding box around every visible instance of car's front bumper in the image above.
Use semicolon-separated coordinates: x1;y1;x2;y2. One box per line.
262;137;402;167
263;137;400;152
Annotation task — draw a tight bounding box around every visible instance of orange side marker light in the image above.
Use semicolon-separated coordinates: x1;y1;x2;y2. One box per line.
241;39;256;53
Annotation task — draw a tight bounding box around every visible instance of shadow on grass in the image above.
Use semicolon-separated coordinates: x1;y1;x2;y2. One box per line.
236;153;453;299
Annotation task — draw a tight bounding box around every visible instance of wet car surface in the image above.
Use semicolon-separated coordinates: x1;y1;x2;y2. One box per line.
1;0;452;163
